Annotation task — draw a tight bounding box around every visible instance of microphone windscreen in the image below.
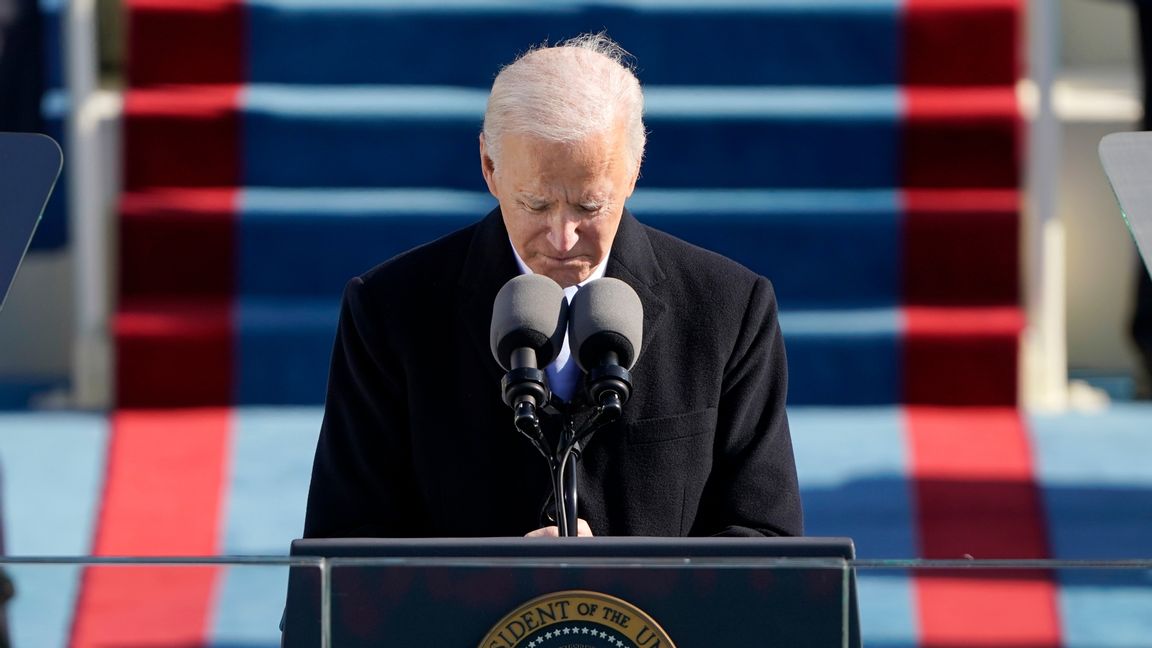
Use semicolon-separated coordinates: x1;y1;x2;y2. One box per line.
569;278;643;371
490;274;568;369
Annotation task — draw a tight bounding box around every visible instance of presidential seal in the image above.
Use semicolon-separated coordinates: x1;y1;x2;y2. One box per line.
479;590;675;648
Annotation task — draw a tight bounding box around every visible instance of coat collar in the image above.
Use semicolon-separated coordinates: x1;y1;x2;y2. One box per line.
458;207;519;302
605;208;668;370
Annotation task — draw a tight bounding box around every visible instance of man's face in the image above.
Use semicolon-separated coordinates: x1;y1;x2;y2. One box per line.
481;128;639;287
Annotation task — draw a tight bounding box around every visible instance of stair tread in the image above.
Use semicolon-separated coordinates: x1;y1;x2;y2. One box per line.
117;298;1021;327
123;187;1019;214
114;299;1019;406
243;0;900;10
122;85;1019;190
125;84;1018;118
118;187;1018;307
127;0;1017;87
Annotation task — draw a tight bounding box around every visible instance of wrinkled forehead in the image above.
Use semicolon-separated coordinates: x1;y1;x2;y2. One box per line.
498;129;631;174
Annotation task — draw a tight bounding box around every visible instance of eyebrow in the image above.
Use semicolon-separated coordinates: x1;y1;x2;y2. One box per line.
580;195;609;207
516;193;608;207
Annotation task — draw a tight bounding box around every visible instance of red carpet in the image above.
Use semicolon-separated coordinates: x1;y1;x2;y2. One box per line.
70;409;232;648
903;0;1020;86
903;307;1024;406
115;298;235;407
907;407;1060;646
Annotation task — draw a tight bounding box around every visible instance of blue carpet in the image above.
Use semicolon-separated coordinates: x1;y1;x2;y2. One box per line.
232;187;905;404
228;297;909;406
1029;405;1152;643
240;85;902;190
0;411;108;648
246;0;901;87
210;408;319;647
1030;405;1152;561
234;299;339;404
791;406;918;643
237;188;902;307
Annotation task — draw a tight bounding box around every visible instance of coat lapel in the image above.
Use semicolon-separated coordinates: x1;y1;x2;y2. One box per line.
457;208;519;382
605;209;668;370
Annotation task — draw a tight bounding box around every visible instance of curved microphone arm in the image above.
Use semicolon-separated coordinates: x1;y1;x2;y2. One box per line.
501;358;634;538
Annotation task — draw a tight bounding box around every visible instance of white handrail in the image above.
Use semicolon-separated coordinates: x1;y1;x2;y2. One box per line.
64;0;111;408
1023;0;1068;410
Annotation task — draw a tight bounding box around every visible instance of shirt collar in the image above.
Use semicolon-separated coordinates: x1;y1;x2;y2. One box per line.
509;240;609;289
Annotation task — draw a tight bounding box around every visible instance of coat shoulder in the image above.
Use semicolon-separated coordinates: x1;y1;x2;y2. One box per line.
642;224;770;300
355;221;477;298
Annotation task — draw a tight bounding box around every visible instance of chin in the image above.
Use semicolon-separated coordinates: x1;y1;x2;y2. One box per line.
527;258;587;286
536;266;588;288
544;271;584;288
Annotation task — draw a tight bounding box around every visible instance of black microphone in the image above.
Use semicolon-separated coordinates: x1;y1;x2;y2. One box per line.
569;277;643;411
490;274;568;419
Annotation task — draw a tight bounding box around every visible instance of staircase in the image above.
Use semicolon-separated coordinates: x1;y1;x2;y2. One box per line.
64;3;1120;647
116;0;1023;409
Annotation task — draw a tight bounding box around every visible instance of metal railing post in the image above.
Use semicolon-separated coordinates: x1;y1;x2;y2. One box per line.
64;0;112;408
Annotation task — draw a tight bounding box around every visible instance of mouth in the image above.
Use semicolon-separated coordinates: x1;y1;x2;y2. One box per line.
542;255;586;265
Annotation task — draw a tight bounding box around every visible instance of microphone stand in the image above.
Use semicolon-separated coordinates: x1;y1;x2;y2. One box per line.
555;419;584;538
560;389;624;535
509;383;627;537
510;403;570;536
509;387;626;535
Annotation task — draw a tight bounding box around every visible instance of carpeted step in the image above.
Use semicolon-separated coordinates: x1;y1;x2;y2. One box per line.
113;297;335;407
116;185;1022;407
126;0;1019;88
114;298;1020;406
114;297;235;407
785;306;1021;405
119;187;1019;309
122;85;1019;192
119;188;238;298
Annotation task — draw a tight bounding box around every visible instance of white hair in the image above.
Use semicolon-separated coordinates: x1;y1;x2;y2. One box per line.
482;32;646;172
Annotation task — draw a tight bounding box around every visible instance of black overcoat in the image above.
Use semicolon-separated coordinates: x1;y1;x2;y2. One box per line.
303;207;803;538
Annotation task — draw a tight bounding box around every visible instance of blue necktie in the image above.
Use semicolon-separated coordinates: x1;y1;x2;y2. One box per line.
547;285;581;402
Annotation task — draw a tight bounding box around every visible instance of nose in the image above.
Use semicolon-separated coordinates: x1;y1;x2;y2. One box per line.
546;212;580;254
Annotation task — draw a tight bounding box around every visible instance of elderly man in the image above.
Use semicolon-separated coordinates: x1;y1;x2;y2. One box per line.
303;34;802;538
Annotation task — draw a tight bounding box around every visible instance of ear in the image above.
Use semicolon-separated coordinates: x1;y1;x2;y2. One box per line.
623;160;641;198
479;133;498;198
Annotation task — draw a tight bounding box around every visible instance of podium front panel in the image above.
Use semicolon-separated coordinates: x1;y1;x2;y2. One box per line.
285;556;850;647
